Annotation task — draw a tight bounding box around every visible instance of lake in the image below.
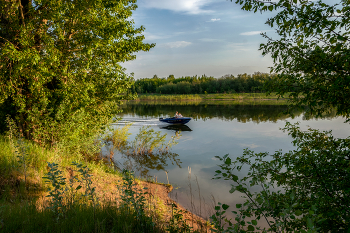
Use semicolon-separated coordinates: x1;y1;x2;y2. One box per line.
106;101;350;221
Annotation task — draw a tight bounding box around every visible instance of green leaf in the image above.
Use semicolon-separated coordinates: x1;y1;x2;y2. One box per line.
224;157;232;165
247;225;255;231
307;218;314;228
295;210;302;216
337;35;346;41
222;204;230;210
232;174;239;182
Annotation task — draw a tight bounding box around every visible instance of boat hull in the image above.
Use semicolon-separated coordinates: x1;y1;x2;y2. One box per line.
159;117;191;124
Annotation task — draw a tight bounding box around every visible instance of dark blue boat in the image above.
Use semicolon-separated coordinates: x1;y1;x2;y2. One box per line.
159;117;191;124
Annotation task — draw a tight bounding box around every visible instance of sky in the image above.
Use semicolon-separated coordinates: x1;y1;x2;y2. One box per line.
123;0;276;79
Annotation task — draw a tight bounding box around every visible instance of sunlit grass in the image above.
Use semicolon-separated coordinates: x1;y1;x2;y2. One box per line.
136;93;287;103
0;135;165;233
127;99;288;106
1;200;164;233
138;94;202;101
0;131;209;233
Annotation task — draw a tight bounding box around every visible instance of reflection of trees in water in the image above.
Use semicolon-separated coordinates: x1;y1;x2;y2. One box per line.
120;102;338;123
120;102;293;123
302;108;338;121
121;151;181;177
104;125;181;177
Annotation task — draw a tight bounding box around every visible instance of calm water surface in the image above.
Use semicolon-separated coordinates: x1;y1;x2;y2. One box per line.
109;102;350;219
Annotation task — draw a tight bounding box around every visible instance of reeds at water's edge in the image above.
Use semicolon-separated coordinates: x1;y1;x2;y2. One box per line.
136;93;285;102
0;131;214;232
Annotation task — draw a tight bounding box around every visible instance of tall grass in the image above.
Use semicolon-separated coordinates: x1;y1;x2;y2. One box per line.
137;93;284;101
0;129;210;232
2;201;164;233
132;93;288;107
138;94;202;101
126;99;287;107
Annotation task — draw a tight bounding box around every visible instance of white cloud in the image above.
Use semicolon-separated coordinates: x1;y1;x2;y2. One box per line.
240;31;264;36
141;31;187;41
199;38;224;42
162;41;192;48
141;0;214;14
210;18;221;22
142;32;169;41
228;42;253;52
239;143;260;149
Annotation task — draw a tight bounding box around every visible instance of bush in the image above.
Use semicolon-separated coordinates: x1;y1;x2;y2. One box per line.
211;122;350;232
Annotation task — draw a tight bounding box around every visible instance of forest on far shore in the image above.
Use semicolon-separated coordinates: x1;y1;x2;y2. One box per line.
131;72;276;94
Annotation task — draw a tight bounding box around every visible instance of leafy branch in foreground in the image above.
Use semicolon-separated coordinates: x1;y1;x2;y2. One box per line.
118;169;149;223
211;122;350;232
232;0;350;120
43;162;99;221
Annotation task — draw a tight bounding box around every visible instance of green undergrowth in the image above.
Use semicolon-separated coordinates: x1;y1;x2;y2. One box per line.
0;133;207;232
137;93;285;101
127;99;287;106
137;94;202;101
132;93;288;106
2;202;162;233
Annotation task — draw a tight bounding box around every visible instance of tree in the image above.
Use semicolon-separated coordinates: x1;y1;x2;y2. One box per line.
209;1;350;232
0;0;154;147
213;123;350;232
233;0;350;119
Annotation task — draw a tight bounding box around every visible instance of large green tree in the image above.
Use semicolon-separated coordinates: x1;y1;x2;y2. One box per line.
234;0;350;119
209;1;350;232
0;0;154;147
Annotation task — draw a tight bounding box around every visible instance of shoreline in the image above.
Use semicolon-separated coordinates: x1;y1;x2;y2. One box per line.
87;170;211;231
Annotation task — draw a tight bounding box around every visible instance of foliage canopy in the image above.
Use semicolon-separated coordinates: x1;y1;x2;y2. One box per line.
0;0;154;147
132;73;274;94
233;0;350;119
210;1;350;232
213;123;350;232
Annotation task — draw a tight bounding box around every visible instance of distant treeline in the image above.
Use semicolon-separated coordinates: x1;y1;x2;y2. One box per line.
130;72;277;94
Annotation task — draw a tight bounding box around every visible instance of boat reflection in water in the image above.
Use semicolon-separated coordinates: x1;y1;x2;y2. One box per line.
160;124;192;132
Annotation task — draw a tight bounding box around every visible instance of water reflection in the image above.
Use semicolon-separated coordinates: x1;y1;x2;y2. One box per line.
103;125;182;177
113;101;343;221
121;101;294;123
160;124;193;132
121;101;338;123
118;150;182;177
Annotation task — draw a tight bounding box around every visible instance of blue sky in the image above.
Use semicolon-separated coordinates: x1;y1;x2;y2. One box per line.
123;0;275;79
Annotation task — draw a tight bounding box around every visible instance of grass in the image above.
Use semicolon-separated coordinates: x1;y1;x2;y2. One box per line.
0;130;211;233
131;93;289;106
2;201;164;233
137;94;202;101
126;99;288;106
137;93;285;101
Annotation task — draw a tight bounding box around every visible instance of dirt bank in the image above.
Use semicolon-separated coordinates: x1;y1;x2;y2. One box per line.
89;171;211;232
